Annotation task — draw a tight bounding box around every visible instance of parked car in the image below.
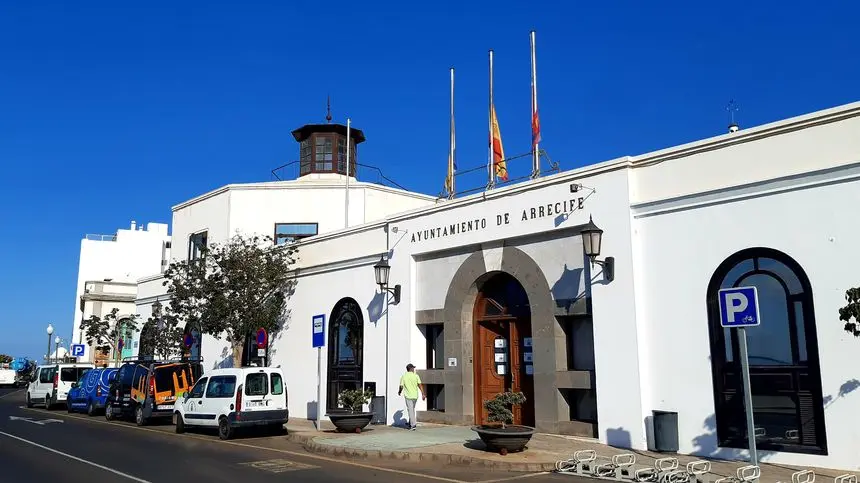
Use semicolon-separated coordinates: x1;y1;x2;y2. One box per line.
0;364;16;387
67;366;118;416
174;367;288;440
26;362;95;409
105;357;201;426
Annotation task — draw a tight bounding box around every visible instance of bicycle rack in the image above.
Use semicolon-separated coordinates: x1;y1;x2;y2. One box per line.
634;457;679;482
595;453;637;481
715;465;761;483
835;475;857;483
685;461;713;483
555;449;597;476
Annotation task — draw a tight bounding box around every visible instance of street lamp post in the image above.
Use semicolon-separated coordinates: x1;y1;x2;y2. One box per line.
373;255;402;427
580;216;615;283
54;336;61;363
46;324;54;364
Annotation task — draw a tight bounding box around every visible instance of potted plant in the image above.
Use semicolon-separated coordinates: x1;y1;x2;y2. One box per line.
326;388;375;433
471;391;536;455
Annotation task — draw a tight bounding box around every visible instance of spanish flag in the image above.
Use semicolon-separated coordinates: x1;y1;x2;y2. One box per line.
490;104;508;182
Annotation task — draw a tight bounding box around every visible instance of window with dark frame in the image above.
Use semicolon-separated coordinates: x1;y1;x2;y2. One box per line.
188;231;207;260
274;223;318;245
300;139;312;175
424;324;444;370
706;248;827;455
314;135;333;171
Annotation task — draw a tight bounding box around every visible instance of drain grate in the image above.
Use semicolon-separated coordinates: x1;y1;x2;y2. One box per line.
239;458;319;473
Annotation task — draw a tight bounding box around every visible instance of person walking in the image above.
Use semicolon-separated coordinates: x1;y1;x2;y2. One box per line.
398;363;425;430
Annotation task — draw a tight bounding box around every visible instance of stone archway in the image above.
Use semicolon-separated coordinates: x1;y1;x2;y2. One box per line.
440;246;565;433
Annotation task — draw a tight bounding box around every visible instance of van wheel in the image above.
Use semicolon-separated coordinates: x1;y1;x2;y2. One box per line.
174;413;185;434
105;401;115;421
86;401;95;417
134;406;146;426
218;417;233;440
26;393;33;408
45;395;53;410
67;402;73;413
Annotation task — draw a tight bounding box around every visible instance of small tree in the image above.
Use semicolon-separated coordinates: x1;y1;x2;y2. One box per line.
483;391;527;429
838;287;860;337
79;308;139;365
139;300;184;360
337;389;374;413
162;234;297;368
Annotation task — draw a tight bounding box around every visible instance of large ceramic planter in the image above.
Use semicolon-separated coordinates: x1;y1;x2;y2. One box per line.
471;425;536;455
326;411;374;433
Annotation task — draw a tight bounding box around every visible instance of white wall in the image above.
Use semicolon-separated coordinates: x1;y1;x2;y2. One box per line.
71;222;170;344
633;164;860;470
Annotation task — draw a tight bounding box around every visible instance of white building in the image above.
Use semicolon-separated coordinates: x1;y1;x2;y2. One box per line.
134;121;438;364
70;221;171;362
124;103;860;470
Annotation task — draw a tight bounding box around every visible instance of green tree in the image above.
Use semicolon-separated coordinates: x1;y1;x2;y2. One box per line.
0;354;12;364
838;287;860;337
138;300;184;360
162;234;297;368
79;308;139;364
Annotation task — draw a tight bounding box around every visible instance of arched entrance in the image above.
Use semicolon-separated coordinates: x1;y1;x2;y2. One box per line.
473;272;535;426
706;248;827;454
326;298;364;411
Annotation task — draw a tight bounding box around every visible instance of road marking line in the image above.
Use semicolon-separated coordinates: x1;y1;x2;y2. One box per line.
0;389;22;399
0;430;152;482
21;407;467;483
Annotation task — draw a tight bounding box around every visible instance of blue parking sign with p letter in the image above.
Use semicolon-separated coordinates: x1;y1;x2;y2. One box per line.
718;286;761;328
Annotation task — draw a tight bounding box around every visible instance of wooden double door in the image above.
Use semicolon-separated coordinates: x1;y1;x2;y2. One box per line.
473;273;535;427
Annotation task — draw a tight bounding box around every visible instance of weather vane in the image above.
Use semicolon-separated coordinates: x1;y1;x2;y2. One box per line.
726;100;740;132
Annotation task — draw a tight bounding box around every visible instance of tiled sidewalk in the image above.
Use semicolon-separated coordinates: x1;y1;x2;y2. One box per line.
284;419;858;482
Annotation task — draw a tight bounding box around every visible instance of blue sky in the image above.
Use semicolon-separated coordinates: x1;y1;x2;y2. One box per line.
1;1;857;360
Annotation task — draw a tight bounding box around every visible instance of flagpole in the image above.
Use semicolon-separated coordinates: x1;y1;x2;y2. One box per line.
345;118;351;229
487;49;495;190
530;30;540;179
448;67;456;199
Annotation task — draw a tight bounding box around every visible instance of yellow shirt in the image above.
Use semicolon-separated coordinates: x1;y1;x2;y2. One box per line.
400;372;421;399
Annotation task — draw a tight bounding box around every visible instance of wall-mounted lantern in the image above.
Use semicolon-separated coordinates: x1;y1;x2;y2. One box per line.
581;215;615;283
373;256;402;305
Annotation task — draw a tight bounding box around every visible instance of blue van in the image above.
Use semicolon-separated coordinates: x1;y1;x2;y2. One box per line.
67;367;118;416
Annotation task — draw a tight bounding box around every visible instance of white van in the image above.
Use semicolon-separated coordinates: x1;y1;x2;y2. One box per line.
27;363;95;409
173;367;288;440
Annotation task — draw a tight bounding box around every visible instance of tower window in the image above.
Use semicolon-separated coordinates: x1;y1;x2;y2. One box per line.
315;136;333;171
300;139;312;175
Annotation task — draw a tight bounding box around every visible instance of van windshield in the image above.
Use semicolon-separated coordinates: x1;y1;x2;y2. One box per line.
61;367;89;382
153;364;192;395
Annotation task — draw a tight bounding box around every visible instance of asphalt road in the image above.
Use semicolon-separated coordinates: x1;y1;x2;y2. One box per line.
0;387;583;483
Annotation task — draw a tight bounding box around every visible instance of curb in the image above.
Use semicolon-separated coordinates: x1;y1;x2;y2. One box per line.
286;431;556;472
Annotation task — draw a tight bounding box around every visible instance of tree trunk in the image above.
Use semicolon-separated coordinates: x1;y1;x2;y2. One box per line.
231;341;243;368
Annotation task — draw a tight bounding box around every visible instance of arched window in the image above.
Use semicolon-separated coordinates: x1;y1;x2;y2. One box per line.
326;298;364;411
706;248;827;454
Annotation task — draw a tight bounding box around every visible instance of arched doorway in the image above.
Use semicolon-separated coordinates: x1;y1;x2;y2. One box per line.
706;248;827;454
327;298;364;411
473;272;535;426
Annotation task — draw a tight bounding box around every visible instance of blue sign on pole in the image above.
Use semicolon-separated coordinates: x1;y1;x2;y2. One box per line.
70;344;86;358
718;286;761;328
312;314;325;348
